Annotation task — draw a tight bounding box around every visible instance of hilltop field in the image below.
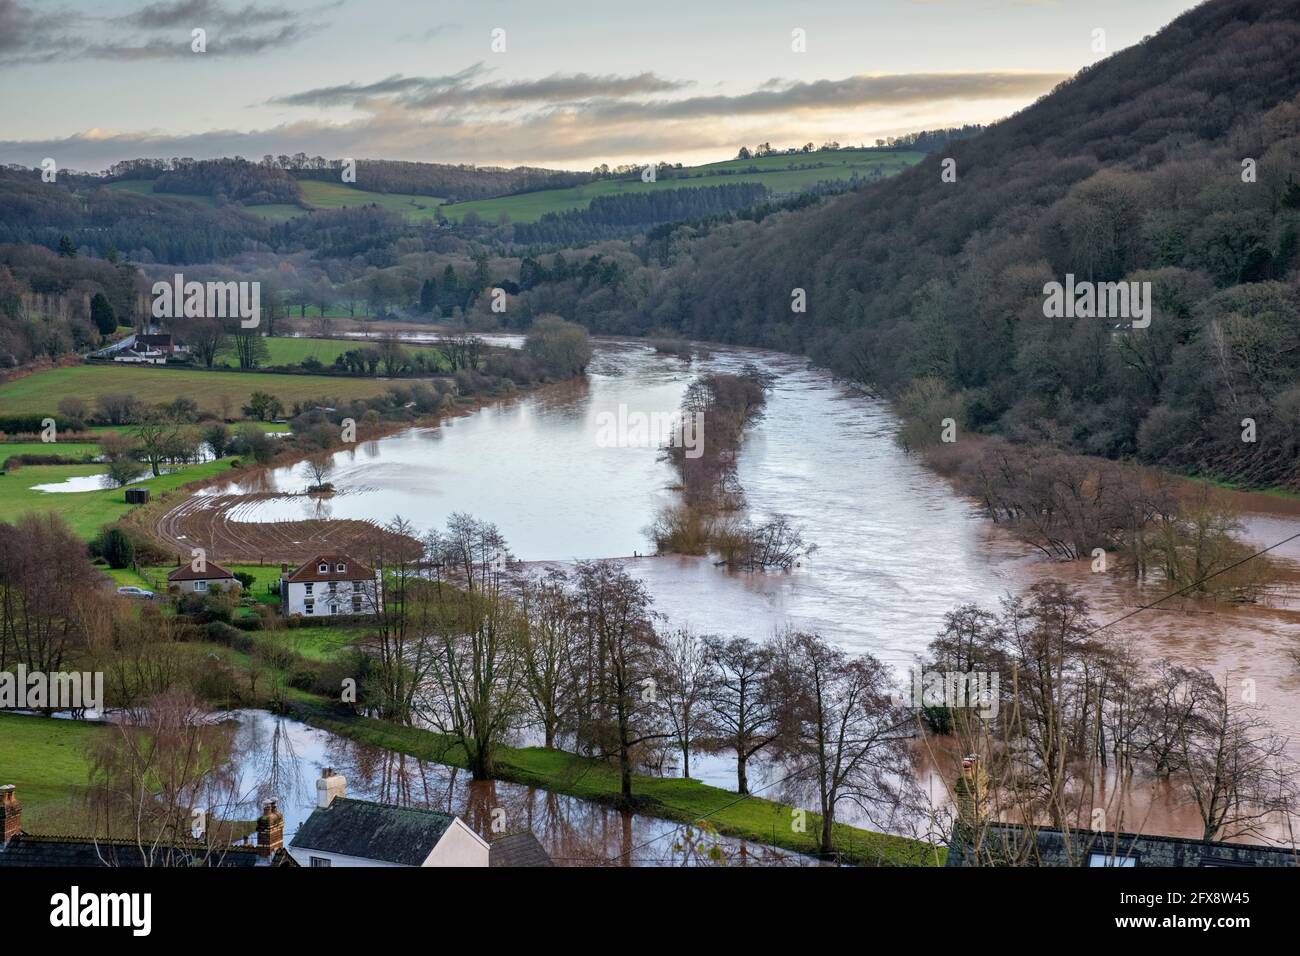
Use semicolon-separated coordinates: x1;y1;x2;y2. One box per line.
100;148;922;225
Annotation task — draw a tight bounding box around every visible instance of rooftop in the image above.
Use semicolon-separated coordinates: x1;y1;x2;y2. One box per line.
290;798;455;866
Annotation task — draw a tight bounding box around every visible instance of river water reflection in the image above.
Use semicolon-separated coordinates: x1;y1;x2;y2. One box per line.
227;709;823;867
197;335;1300;843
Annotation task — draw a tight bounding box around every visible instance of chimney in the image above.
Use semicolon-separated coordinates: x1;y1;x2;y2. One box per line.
0;785;21;843
280;562;289;574
954;755;987;833
256;799;284;857
317;768;346;808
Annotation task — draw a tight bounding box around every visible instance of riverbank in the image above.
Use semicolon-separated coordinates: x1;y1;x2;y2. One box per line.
290;699;942;866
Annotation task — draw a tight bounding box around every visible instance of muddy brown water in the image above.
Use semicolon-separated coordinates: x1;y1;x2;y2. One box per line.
183;336;1300;844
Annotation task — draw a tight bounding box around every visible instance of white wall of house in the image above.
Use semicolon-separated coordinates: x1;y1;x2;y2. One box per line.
286;846;402;868
427;820;490;867
281;577;379;616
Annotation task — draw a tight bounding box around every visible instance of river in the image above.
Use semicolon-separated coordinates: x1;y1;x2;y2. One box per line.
192;335;1300;841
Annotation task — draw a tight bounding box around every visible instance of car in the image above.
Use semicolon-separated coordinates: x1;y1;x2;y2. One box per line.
115;585;155;600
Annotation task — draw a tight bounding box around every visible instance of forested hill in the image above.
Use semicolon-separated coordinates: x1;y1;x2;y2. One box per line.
616;0;1300;489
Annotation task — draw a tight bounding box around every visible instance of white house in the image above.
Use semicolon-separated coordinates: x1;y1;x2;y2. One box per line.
113;347;167;365
286;769;489;868
279;553;380;617
167;559;239;594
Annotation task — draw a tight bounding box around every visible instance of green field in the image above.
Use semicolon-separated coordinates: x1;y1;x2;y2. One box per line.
292;180;445;220
439;148;924;223
215;336;444;369
0;441;101;466
241;203;306;223
0;457;235;539
0;713;101;832
0;364;400;418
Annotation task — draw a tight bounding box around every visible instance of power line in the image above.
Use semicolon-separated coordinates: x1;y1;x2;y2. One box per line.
1083;531;1300;639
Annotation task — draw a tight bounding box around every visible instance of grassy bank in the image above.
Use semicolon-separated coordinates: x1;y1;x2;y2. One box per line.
0;364;399;418
294;701;942;866
0;713;103;833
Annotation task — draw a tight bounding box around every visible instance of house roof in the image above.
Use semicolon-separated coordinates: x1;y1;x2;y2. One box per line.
284;554;374;584
289;798;456;865
946;822;1299;868
489;831;553;867
0;834;263;868
168;560;235;582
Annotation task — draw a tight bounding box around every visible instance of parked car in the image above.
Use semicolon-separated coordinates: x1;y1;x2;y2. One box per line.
116;585;154;600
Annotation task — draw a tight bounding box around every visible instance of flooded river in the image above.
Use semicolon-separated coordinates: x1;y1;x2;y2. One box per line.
193;336;1300;841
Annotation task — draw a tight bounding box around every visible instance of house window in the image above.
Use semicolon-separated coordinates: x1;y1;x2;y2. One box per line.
352;595;362;612
304;600;314;615
336;563;346;573
194;580;208;592
304;583;313;595
1087;852;1137;867
318;563;328;573
310;857;331;868
329;582;337;592
329;604;339;615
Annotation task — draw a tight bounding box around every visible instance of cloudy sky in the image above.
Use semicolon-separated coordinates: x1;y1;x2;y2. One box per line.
0;0;1202;172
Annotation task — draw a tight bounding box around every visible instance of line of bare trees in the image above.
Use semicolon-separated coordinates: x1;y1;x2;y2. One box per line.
924;581;1297;860
358;513;913;855
928;437;1273;600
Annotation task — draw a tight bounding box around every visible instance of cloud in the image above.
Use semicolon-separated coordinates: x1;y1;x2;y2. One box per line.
0;0;329;65
583;72;1069;122
269;67;693;110
0;66;1066;169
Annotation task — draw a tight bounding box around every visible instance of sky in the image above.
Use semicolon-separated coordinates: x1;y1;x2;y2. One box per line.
0;0;1205;172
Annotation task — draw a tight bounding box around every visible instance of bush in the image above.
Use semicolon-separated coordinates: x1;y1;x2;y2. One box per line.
204;620;256;653
95;527;135;569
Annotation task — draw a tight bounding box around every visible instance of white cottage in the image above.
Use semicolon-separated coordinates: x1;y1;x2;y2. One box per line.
286;769;489;867
279;553;380;617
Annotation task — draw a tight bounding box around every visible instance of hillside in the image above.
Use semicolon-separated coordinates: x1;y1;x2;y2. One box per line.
438;148;922;224
532;0;1300;491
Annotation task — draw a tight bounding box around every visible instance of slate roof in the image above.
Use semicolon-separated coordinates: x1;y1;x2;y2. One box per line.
0;834;263;867
168;560;235;582
284;554;375;584
289;798;455;865
489;831;553;867
947;823;1299;867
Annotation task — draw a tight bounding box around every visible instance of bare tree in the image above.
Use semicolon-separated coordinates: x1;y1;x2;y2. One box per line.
776;632;917;855
87;689;247;865
572;560;665;804
186;318;227;368
418;514;527;779
703;635;780;795
655;628;715;779
517;568;579;749
1175;679;1297;842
